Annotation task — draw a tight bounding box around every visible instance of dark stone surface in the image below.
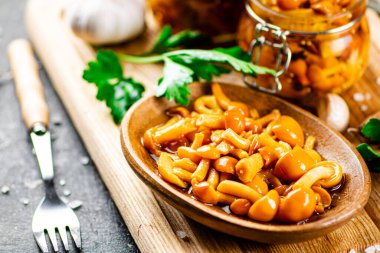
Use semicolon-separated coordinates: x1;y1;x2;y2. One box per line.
0;1;138;252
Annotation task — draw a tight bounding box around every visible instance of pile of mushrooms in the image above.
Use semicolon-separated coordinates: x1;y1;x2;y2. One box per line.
145;83;344;223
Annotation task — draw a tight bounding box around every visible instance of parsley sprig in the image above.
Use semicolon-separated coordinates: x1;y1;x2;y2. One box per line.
357;118;380;172
83;51;144;123
118;48;275;105
83;26;275;123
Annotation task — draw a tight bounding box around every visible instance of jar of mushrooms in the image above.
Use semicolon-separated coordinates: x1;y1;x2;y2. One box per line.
238;0;370;98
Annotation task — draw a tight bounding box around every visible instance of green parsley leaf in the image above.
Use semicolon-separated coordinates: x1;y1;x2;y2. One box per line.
166;49;276;76
83;50;123;83
357;143;380;160
357;143;380;172
156;57;193;105
83;50;145;124
170;55;230;81
214;46;252;62
146;25;209;55
362;118;380;142
118;47;275;105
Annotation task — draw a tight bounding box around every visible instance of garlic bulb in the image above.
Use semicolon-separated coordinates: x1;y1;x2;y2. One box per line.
64;0;145;45
317;93;350;132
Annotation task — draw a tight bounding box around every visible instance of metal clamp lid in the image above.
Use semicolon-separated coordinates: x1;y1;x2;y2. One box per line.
243;21;292;94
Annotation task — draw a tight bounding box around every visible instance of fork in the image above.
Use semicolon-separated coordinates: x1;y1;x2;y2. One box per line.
7;39;81;252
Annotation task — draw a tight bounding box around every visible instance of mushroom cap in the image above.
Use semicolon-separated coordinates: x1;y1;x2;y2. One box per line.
192;181;219;205
273;146;315;181
248;190;280;222
230;199;252;216
225;108;246;134
275;187;316;223
272;116;305;147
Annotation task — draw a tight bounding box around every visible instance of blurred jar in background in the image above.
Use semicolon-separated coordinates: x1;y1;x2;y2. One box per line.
238;0;370;99
148;0;245;36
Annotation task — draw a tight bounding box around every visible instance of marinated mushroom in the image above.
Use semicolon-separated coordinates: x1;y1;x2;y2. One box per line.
230;199;252;216
248;190;280;221
194;95;223;115
271;116;305;147
235;153;264;183
292;161;343;189
275;187;316;223
158;152;187;188
213;156;238;174
273;146;315;181
225;108;246;134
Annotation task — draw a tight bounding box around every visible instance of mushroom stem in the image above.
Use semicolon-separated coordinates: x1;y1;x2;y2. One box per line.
217;180;263;203
293;161;342;189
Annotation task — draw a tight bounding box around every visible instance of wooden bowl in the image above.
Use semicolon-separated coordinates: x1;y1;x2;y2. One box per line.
120;82;371;243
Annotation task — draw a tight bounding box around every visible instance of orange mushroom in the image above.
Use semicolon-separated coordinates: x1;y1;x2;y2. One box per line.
258;132;292;157
190;132;205;150
292;161;343;189
211;83;231;110
256;109;281;128
230;199;252;216
173;158;197;173
143;127;161;157
277;0;302;10
245;174;269;195
221;128;251;150
192;171;235;205
167;106;190;118
227;102;250;117
157;152;187;188
273;146;315;181
196;145;221;159
217;180;263;203
194;95;223;115
288;59;310;86
275;187;316;223
235;153;264;183
271;116;305;147
191;159;211;183
196;114;225;129
154;118;197;144
229;148;249;159
304;136;322;163
248;190;280;221
213;156;238;174
177;146;201;163
258;146;278;167
215;141;234;155
312;186;332;213
225;108;246;134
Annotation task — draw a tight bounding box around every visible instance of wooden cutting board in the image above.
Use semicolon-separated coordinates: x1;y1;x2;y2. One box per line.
25;0;380;252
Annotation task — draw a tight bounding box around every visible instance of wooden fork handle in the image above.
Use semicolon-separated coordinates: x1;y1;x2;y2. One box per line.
7;39;49;130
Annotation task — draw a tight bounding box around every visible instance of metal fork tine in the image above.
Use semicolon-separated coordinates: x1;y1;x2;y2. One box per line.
57;226;69;251
69;226;82;249
47;228;59;252
33;231;49;253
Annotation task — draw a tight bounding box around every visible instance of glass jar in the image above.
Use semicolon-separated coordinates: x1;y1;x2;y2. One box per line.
148;0;245;36
237;0;370;98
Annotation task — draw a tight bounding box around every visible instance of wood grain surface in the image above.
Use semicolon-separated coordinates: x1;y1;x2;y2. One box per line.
25;0;380;251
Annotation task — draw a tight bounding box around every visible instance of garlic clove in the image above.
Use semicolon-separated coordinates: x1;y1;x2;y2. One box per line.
64;0;145;45
317;93;350;132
